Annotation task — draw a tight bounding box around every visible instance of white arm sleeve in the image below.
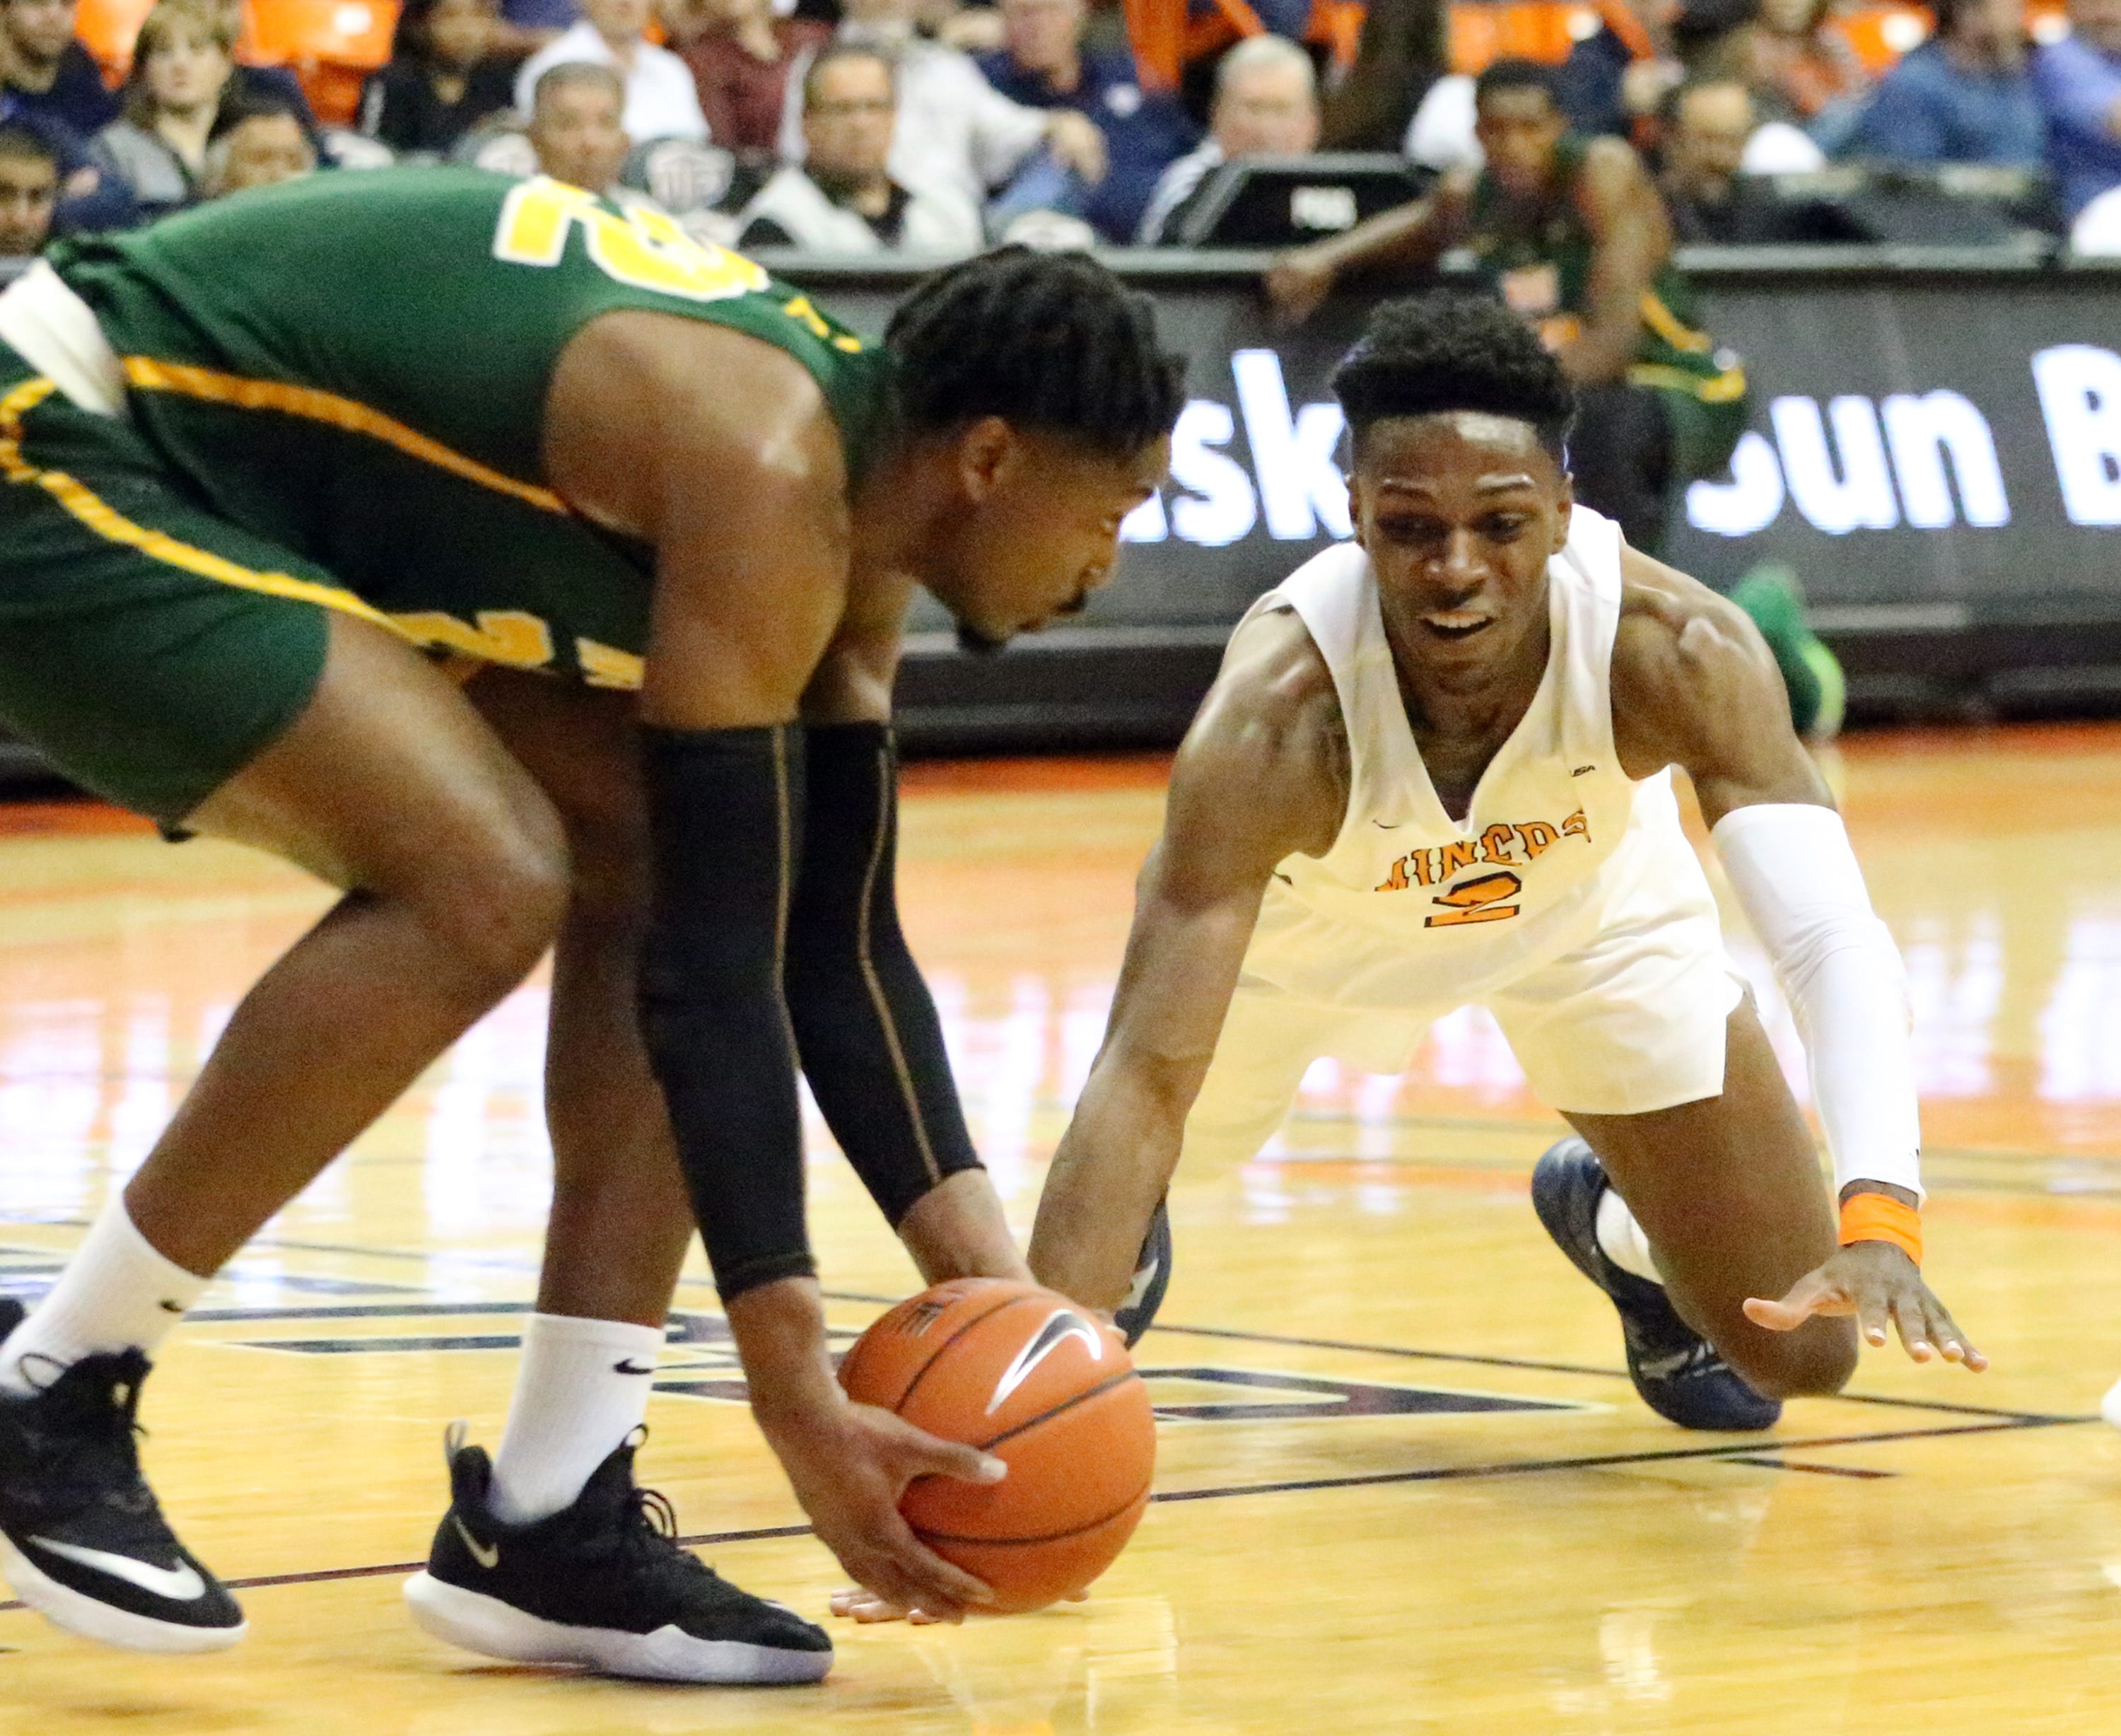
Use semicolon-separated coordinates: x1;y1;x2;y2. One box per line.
1711;803;1924;1202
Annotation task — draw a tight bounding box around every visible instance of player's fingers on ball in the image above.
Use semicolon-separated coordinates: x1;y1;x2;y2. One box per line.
900;1532;994;1610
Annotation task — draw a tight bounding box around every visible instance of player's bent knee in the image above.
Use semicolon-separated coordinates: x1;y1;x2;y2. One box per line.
416;815;573;998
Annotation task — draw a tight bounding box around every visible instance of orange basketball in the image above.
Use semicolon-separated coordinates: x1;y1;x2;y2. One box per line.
838;1278;1156;1613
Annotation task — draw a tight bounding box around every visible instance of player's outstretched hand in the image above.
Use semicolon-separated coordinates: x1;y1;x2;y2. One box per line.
1743;1243;1987;1370
764;1402;1005;1623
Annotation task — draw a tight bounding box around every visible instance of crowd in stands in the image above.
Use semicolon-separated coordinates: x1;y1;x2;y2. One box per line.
10;0;2121;270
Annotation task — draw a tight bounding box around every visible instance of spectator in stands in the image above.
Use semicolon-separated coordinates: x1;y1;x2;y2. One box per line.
1745;0;1868;148
669;0;827;156
91;0;234;219
361;0;520;157
0;118;56;255
780;0;1107;216
1658;75;1829;238
1556;0;1744;141
197;0;327;146
1841;0;2045;166
1264;58;1748;553
0;0;117;140
1137;33;1317;242
515;0;710;140
525;57;629;187
737;42;981;249
976;0;1196;240
201;90;312;193
1320;0;1447;150
2034;0;2121;216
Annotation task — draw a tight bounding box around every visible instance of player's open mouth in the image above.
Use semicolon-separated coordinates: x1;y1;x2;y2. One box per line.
1422;612;1491;641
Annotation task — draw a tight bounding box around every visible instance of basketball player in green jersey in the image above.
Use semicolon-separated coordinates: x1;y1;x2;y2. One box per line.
0;168;1179;1674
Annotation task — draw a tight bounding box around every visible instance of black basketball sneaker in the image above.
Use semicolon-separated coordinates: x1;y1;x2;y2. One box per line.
0;1298;246;1651
1114;1197;1171;1350
404;1424;832;1684
1531;1138;1783;1433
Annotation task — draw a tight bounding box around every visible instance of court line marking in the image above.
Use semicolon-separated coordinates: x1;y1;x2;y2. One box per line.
0;1245;2059;1425
0;1418;2084;1617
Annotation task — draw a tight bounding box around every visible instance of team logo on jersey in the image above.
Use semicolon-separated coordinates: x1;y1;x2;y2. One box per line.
1373;808;1591;908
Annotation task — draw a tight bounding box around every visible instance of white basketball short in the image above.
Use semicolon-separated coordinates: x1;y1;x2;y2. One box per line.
1186;861;1745;1167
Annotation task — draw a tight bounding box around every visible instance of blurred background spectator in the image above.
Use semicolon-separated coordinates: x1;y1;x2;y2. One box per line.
781;0;1107;219
360;0;520;157
2035;0;2121;217
1659;76;1846;237
91;0;233;219
201;86;312;192
739;41;981;248
670;0;827;156
1840;0;2045;165
1138;31;1316;241
1;0;117;140
0;117;55;257
976;0;1196;240
1745;0;1869;147
1319;0;1446;149
525;57;629;185
516;0;710;141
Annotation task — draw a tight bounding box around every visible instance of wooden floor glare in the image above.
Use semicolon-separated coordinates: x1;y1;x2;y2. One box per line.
1;726;2120;1733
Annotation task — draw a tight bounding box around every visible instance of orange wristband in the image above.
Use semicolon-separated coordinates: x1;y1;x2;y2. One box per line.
1838;1192;1922;1264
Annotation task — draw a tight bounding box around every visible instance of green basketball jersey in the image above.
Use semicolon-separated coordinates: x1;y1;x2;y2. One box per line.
1465;139;1748;478
41;168;896;684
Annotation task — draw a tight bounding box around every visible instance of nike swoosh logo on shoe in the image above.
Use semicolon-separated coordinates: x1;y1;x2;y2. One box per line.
451;1514;501;1570
613;1358;656;1376
30;1537;206;1601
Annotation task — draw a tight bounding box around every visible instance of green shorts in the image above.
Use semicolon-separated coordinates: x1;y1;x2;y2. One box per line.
0;339;658;824
0;344;337;825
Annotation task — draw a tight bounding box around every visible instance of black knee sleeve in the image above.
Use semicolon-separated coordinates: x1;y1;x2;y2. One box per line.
638;723;814;1303
785;723;982;1226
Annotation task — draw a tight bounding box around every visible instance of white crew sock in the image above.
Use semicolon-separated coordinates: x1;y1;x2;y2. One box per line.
1594;1188;1664;1286
0;1192;209;1395
489;1312;665;1525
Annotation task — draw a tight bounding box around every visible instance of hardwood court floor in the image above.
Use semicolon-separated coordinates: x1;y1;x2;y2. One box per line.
3;724;2121;1735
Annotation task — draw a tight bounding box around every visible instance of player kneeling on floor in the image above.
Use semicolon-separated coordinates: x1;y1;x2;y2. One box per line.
1028;292;1983;1428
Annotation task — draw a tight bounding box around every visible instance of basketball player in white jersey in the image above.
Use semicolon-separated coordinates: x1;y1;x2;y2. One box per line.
1028;293;1984;1431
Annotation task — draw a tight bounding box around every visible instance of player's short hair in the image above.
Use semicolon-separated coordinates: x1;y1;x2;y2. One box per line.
1331;291;1576;462
885;245;1186;458
532;58;624;115
0;123;58;172
1473;57;1564;113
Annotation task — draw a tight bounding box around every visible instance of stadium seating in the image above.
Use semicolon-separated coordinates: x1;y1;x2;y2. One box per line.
245;0;399;127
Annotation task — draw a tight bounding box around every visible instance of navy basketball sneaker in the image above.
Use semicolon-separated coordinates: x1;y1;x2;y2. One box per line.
1531;1138;1782;1433
0;1297;246;1651
1114;1197;1171;1350
404;1424;831;1684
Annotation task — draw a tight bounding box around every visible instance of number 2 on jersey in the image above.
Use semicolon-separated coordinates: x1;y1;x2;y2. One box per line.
492;177;768;303
1425;870;1524;928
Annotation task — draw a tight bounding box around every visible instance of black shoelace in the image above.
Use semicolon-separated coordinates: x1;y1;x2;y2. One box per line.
607;1484;717;1584
8;1349;157;1516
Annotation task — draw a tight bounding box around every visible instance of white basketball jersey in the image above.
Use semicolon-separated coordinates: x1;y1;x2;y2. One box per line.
1237;506;1717;1013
